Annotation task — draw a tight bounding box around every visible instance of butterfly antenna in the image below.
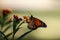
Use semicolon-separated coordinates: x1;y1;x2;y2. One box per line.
27;11;33;17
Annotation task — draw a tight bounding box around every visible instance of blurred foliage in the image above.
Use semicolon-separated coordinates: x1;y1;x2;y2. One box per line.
0;9;34;40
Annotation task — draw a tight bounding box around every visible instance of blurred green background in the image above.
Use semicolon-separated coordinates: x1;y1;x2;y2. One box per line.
0;0;60;40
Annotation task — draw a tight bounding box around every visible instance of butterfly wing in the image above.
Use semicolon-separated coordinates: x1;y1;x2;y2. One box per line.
35;18;47;27
34;18;42;27
40;20;47;28
28;17;37;30
28;15;47;30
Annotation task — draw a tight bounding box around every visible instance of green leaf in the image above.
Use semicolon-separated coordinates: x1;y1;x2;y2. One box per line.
12;17;24;40
12;18;19;40
14;20;25;35
14;28;20;35
13;18;17;33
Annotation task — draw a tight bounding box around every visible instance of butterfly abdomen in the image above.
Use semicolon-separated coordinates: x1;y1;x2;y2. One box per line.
40;20;47;28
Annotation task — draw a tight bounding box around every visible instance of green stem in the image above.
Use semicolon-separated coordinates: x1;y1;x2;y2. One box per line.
0;31;8;40
17;30;33;40
6;32;12;37
12;30;16;40
17;20;24;28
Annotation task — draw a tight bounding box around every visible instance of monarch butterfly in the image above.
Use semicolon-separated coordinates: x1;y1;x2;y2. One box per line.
24;15;47;30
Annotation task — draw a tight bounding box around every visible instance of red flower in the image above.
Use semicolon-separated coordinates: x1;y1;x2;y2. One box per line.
23;16;30;23
14;15;19;20
14;15;22;22
2;9;12;15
